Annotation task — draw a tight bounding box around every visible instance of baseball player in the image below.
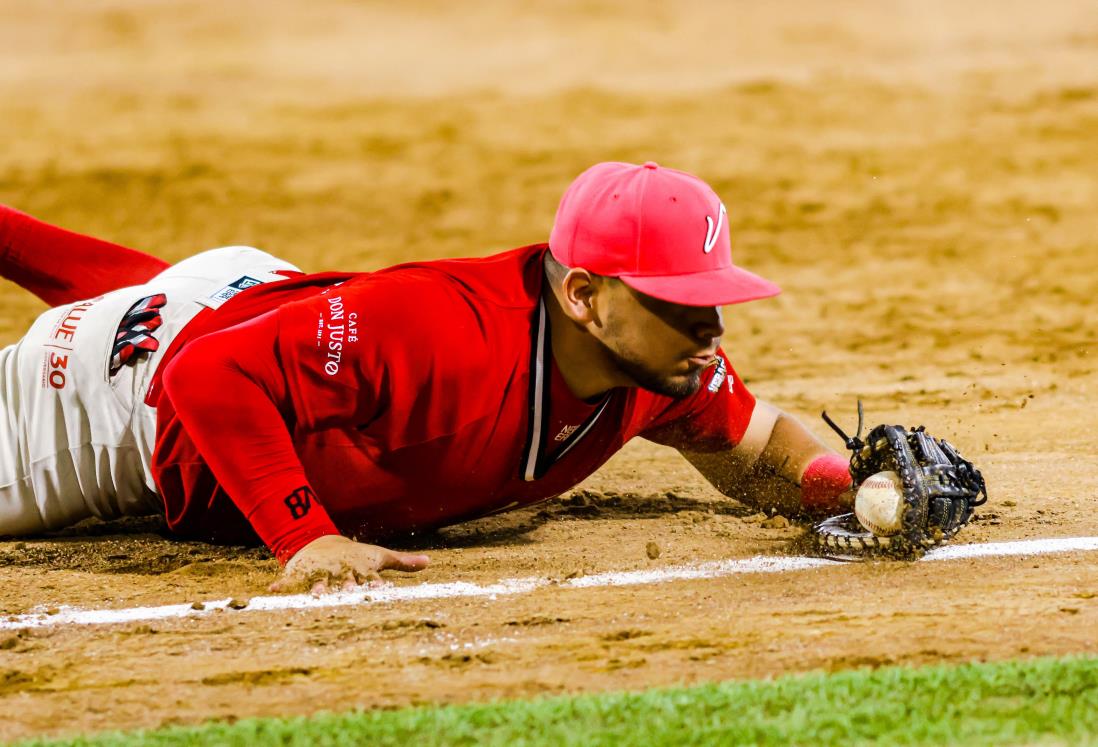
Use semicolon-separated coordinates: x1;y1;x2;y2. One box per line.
0;161;855;593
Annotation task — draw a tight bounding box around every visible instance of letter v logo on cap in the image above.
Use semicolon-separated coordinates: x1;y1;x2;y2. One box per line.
703;203;727;254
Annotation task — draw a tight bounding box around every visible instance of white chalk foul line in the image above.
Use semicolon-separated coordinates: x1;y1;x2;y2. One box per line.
4;536;1096;631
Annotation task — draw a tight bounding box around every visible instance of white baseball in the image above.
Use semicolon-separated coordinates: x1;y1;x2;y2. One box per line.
854;470;905;536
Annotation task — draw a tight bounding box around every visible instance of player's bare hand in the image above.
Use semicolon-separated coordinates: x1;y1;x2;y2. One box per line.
268;535;429;595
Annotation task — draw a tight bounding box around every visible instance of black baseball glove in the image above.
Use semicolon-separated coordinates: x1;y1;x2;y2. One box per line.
811;402;988;559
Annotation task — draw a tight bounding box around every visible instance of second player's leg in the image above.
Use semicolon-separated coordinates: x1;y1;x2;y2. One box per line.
0;244;302;537
0;204;170;306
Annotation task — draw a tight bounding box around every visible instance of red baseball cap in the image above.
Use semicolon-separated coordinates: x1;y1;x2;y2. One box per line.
549;161;781;307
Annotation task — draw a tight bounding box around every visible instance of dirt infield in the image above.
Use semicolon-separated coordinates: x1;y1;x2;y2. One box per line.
1;1;1096;741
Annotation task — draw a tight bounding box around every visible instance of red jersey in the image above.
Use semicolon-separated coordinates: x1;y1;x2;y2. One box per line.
151;245;756;561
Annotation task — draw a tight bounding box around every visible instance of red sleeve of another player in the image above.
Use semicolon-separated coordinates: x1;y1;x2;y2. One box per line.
639;349;756;452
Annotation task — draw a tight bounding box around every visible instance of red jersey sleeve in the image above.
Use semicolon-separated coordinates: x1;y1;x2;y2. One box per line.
160;310;340;562
161;270;497;561
639;349;756;452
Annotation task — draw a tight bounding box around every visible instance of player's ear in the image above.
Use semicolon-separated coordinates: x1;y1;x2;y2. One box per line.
560;268;599;322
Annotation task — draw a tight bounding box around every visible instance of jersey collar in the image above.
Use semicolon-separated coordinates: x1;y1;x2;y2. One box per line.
521;297;612;481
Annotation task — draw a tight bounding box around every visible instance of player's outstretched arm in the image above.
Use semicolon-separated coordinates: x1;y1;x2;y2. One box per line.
269;536;429;594
681;399;853;517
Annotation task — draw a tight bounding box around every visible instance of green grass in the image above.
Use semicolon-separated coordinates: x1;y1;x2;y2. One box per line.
22;656;1098;746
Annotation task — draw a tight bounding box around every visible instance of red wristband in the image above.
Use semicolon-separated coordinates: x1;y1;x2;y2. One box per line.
800;453;852;513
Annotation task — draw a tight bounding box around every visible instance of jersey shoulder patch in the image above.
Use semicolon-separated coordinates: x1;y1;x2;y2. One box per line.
706;356;727;393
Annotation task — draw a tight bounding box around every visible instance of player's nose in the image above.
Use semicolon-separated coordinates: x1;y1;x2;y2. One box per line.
689;307;724;343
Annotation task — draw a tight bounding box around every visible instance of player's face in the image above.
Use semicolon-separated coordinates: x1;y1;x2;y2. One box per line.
594;280;724;399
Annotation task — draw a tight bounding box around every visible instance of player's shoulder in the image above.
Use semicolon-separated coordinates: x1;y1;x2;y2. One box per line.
342;243;543;334
631;348;756;450
369;243;546;307
316;246;540;367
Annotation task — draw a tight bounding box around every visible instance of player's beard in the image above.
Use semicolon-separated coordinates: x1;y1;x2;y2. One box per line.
593;335;704;399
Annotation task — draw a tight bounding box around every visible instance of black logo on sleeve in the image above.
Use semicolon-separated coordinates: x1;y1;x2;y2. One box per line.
284;486;315;520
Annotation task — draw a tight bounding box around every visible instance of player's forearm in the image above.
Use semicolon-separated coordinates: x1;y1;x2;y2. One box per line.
686;407;851;516
743;411;852;515
161;318;341;561
753;410;833;486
